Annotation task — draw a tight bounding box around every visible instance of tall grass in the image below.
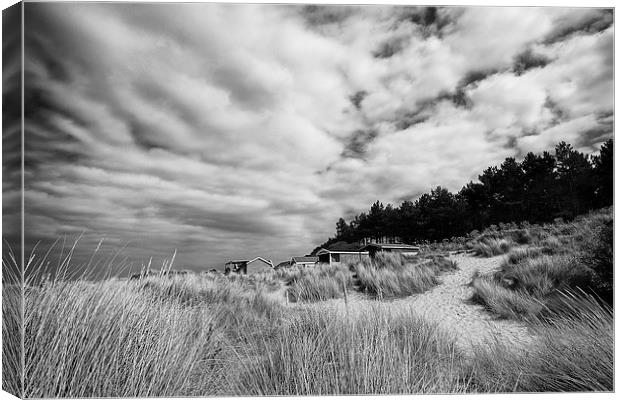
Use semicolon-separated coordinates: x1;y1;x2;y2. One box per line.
2;247;23;397
4;210;613;397
470;275;544;320
276;263;352;302
471;238;514;257
136;272;279;306
470;207;613;319
23;278;228;397
354;253;457;298
471;291;613;392
2;284;22;397
235;303;473;395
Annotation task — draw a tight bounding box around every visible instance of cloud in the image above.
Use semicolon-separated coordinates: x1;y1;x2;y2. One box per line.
10;4;613;272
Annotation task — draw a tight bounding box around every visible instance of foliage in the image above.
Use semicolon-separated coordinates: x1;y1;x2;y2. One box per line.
318;139;612;249
580;219;613;304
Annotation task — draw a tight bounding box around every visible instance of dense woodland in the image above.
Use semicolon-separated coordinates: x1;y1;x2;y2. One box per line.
316;139;613;251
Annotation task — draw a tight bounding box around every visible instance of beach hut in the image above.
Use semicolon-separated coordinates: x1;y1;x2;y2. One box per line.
360;243;420;258
315;243;370;266
290;256;318;267
224;257;274;275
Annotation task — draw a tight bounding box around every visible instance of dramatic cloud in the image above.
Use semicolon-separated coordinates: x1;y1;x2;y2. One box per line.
9;4;613;272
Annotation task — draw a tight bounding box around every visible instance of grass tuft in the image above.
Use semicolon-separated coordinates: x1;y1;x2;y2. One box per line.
471;291;612;392
353;253;457;299
235;304;473;395
276;264;352;302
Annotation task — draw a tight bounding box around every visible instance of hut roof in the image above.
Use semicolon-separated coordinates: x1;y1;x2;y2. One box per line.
361;243;420;250
291;256;318;263
326;241;362;252
247;257;274;268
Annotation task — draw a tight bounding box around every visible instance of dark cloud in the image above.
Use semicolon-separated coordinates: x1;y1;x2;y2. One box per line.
299;5;358;27
395;6;452;35
580;125;613;148
393;99;437;130
459;69;499;87
373;38;408;59
543;96;567;126
159;206;279;236
349;90;367;110
3;2;23;264
394;111;431;131
513;49;552;75
396;190;426;204
432;69;499;110
341;129;378;159
544;9;613;44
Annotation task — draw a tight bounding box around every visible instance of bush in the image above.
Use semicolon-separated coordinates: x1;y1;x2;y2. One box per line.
580;219;613;304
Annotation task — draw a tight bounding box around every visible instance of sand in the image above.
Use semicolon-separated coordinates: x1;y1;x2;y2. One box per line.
286;254;534;357
400;254;533;356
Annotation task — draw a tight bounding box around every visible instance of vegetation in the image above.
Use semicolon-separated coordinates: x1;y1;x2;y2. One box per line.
469;207;613;319
275;263;353;302
353;252;457;298
470;238;514;257
470;292;613;392
316;139;612;250
2;139;613;396
2;210;613;397
236;304;473;395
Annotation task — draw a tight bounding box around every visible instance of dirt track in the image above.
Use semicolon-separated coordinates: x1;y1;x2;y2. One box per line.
401;254;533;356
288;254;534;357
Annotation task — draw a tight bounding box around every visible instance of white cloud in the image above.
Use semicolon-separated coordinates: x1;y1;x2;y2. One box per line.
16;4;613;270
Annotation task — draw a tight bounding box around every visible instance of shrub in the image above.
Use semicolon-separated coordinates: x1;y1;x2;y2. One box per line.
580;219;613;304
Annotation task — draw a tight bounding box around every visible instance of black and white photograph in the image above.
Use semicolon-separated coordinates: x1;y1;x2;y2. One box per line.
1;0;615;397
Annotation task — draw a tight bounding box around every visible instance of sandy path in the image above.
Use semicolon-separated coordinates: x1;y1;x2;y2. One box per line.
287;254;534;357
396;254;533;356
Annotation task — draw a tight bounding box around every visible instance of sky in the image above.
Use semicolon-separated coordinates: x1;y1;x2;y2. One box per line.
2;3;614;272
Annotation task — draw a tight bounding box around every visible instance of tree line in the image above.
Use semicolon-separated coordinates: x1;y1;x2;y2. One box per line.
316;139;613;250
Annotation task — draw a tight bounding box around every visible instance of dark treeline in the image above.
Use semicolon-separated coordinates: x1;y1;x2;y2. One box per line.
317;139;613;250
